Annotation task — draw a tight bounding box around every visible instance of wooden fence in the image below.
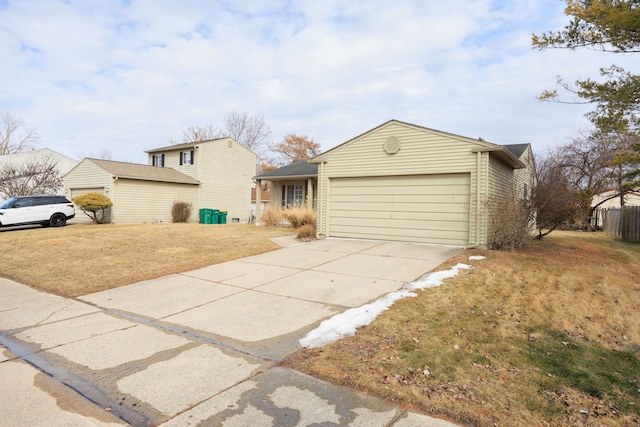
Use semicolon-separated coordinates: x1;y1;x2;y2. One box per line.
603;206;640;243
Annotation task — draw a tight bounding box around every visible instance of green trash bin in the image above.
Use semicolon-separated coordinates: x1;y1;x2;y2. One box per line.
211;209;220;224
199;208;213;224
219;210;228;224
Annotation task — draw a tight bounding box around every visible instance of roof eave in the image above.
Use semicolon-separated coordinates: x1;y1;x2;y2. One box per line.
471;147;526;169
254;174;318;180
112;175;200;185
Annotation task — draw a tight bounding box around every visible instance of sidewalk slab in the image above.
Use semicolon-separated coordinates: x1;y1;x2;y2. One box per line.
162;290;337;342
80;274;242;319
0;359;126;426
47;324;191;370
15;311;135;349
300;238;385;253
361;241;463;262
117;344;264;416
257;270;404;307
159;367;400;426
313;253;436;282
0;297;100;332
240;247;346;269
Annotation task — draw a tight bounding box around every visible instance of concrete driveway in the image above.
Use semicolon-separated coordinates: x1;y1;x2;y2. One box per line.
0;237;462;426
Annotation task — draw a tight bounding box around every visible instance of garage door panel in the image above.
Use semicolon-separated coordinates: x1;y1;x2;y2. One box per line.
328;174;470;245
331;184;470;197
331;210;469;222
330;226;469;244
330;219;468;234
331;194;469;206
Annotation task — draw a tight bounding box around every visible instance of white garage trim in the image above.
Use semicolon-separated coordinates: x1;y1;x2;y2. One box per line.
327;174;470;245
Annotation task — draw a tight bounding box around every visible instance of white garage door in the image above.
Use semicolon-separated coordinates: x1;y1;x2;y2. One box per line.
328;174;470;245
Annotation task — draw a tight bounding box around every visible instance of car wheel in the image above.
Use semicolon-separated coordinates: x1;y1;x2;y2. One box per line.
50;214;66;227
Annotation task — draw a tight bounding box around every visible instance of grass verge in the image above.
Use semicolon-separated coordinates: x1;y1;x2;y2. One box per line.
283;232;640;426
0;223;293;297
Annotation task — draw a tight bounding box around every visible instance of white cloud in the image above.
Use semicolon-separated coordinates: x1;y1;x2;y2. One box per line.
0;0;635;162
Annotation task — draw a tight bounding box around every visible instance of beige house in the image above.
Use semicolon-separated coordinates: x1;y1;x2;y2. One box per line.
64;138;256;224
64;159;200;224
590;188;640;227
254;160;318;218
306;120;534;248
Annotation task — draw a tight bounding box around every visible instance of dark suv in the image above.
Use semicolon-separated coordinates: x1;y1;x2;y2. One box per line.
0;195;75;227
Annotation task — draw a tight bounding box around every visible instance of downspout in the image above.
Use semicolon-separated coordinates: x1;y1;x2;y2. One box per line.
111;176;119;224
194;145;201;212
476;151;481;246
317;162;325;239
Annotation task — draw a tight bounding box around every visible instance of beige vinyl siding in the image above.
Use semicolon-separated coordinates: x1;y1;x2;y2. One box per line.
112;179;199;224
327;174;470;245
318;122;483;177
486;153;528;245
316;121;484;244
146;138;256;222
64;159;114;224
470;151;490;247
197;139;256;222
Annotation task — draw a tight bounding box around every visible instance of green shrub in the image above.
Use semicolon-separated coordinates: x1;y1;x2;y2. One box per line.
171;201;192;223
72;192;113;224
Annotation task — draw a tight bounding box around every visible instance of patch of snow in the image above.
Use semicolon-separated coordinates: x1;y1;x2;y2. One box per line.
299;290;417;348
469;255;485;261
404;263;472;290
299;263;473;349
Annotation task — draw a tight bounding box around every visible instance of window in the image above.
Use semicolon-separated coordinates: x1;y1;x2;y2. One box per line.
180;150;194;165
152;154;165;167
282;184;303;207
13;197;33;208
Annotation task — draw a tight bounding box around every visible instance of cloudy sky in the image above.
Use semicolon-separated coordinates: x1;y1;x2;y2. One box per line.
1;1;635;163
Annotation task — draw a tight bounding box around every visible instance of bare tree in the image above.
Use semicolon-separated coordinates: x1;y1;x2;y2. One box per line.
180;124;222;143
221;111;271;153
533;154;589;238
1;112;39;155
554;132;616;195
0;157;61;199
76;147;113;160
270;133;321;164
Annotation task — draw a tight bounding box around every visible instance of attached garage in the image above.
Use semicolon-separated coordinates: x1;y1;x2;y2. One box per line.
328;174;470;245
311;120;535;248
64;158;200;224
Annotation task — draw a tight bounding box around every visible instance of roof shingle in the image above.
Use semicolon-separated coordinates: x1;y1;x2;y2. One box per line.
89;159;200;185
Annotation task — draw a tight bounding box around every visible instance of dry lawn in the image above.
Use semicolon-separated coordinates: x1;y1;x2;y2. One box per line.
0;223;293;297
284;232;640;426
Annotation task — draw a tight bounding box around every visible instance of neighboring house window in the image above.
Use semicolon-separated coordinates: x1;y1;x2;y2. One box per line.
180;150;195;165
152;154;165;167
282;185;303;207
524;183;528;199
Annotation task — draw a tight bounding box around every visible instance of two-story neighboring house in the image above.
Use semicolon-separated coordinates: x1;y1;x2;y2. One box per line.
144;138;257;223
63;138;256;224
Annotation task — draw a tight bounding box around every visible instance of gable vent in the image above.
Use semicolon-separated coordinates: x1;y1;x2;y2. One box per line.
384;136;401;154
